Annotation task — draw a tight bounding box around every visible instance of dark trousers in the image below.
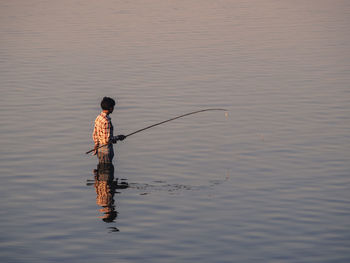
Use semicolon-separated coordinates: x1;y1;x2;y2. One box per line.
97;145;114;163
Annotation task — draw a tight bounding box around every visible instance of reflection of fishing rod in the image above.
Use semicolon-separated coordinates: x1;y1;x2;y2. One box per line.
86;108;228;155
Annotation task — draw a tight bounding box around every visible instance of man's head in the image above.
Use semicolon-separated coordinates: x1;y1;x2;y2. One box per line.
101;97;116;113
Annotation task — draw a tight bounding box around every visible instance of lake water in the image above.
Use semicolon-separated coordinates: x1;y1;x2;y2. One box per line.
1;0;350;262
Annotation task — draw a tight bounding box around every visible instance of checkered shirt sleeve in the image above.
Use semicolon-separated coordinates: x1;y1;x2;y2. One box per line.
93;113;112;146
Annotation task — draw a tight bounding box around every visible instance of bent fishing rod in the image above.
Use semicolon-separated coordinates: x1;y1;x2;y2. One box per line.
86;108;227;154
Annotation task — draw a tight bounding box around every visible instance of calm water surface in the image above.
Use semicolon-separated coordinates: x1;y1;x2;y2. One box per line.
1;0;350;262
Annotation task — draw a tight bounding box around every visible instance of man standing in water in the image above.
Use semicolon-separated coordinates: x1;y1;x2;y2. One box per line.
93;97;126;163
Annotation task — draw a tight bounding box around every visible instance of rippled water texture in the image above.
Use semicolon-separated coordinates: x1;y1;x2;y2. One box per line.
1;0;350;262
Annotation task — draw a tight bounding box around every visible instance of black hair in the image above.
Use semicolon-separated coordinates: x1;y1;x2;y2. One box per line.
100;97;116;110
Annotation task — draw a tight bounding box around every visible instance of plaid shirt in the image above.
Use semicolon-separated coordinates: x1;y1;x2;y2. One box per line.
93;112;114;147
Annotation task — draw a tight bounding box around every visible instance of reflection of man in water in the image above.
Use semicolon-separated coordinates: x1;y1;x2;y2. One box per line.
92;97;126;163
93;163;128;223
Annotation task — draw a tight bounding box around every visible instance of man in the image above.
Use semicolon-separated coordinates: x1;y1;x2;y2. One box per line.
92;97;126;163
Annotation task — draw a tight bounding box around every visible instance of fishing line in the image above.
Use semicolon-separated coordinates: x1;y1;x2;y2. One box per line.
86;108;228;154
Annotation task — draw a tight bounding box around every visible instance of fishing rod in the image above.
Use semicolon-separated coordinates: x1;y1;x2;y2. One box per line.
86;108;227;154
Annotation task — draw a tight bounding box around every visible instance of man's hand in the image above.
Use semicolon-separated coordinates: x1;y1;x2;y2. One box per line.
92;144;99;155
111;135;126;144
116;135;126;141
